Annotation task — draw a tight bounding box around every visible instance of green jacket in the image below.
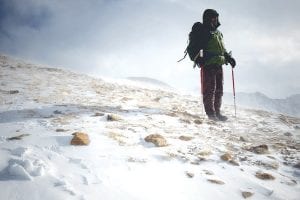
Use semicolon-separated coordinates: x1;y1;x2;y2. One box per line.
204;30;227;66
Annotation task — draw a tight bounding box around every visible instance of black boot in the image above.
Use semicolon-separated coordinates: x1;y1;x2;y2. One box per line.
216;113;228;121
207;114;218;121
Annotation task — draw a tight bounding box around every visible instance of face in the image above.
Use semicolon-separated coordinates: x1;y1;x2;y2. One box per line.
210;16;219;28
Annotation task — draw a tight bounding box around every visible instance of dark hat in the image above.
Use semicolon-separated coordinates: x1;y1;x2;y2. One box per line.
203;9;220;29
203;9;219;25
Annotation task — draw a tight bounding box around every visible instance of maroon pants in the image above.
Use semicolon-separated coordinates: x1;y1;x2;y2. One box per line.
202;65;223;116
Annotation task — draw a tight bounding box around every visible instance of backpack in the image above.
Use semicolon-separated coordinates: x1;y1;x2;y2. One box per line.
178;22;210;66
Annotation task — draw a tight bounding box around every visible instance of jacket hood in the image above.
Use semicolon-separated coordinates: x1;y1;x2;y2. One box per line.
203;9;220;30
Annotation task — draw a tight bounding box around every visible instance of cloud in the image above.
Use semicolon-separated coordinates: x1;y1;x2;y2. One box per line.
0;0;299;98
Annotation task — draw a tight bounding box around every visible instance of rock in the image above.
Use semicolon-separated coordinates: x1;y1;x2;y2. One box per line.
248;144;269;154
94;112;104;117
203;169;214;175
179;135;194;141
284;132;293;136
254;160;279;170
239;156;248;162
180;118;191;124
198;150;212;157
185;171;194;178
294;125;300;130
229;160;240;166
194;119;202;124
9;90;19;94
240;136;248;142
255;172;275;180
293;162;300;169
53;110;63;114
190;161;200;165
56;128;68;132
7;134;30;141
207;179;225;185
107;114;122;121
71;132;90;146
144;134;167;147
242;191;254;199
221;153;232;161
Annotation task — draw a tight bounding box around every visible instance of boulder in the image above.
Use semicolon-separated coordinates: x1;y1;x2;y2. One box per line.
71;132;90;146
185;171;194;178
144;134;167;147
179;135;194;141
242;191;254;199
255;171;275;180
220;153;232;161
207;179;225;185
248;144;269;154
107;114;122;121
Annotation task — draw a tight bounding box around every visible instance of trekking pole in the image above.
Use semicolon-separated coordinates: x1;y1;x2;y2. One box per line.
231;67;236;117
200;65;204;117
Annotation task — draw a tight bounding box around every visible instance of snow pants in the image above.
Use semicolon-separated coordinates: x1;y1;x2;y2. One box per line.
202;65;223;116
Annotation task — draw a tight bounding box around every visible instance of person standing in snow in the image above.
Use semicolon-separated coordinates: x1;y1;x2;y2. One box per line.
197;9;236;121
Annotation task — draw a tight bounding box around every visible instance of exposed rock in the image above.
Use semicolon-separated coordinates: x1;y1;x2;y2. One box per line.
255;172;275;180
185;171;194;178
221;153;232;161
71;132;90;146
284;132;292;136
180;118;191;124
229;160;240;166
239;156;248;162
53;110;63;114
190;161;200;165
254;160;279;170
293;162;300;169
203;169;214;175
107;114;122;121
240;136;248;142
294;125;300;130
242;191;254;199
198;150;212;157
248;144;269;154
7;134;30;141
144;134;167;147
56;128;68;132
179;135;194;141
93;112;105;117
194;119;202;124
9;90;19;94
207;179;225;185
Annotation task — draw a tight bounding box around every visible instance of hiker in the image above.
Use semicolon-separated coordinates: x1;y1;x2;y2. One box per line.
195;9;236;121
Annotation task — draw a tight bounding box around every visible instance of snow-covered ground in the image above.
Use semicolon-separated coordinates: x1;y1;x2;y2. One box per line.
0;55;299;200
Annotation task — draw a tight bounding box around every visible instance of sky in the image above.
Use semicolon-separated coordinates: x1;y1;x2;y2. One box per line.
0;0;300;98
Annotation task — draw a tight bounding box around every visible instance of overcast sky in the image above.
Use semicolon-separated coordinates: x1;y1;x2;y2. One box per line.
1;0;299;98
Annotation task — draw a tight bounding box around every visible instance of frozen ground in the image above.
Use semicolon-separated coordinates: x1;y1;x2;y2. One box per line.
0;55;299;200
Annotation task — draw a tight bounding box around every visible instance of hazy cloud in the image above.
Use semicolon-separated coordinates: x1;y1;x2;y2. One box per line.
0;0;299;98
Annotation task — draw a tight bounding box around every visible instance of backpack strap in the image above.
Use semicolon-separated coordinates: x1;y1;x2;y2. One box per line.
177;48;188;62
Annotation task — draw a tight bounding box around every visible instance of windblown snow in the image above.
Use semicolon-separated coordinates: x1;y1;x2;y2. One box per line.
0;55;299;200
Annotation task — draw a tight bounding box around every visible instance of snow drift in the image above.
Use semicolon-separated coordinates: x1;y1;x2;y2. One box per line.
0;55;299;200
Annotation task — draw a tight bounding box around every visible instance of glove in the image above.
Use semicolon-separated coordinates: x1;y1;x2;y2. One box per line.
228;57;236;68
195;56;205;66
225;52;236;68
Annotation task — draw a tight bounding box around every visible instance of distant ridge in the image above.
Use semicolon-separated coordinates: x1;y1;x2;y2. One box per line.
127;77;172;89
223;92;300;117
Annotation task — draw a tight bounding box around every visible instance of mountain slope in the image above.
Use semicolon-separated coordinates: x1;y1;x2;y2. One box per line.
0;55;299;200
223;92;300;117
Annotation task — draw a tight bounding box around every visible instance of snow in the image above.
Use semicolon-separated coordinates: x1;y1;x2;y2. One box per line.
0;55;300;200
